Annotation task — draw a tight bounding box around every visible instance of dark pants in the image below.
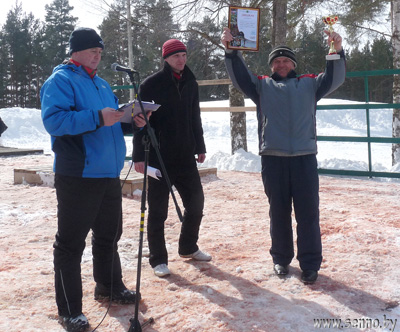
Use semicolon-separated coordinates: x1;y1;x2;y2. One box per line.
147;162;204;268
53;174;123;316
0;117;7;136
261;154;322;271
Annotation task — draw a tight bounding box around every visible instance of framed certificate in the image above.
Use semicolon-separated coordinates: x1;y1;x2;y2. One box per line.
228;6;260;52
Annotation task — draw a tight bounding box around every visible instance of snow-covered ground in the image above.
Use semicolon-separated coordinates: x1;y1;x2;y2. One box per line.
0;98;399;176
0;99;399;331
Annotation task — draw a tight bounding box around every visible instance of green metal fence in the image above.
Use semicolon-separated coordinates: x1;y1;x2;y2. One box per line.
113;70;400;179
317;69;400;179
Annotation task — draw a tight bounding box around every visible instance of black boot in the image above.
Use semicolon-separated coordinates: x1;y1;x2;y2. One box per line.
273;264;289;275
301;270;318;284
94;283;141;304
59;313;89;332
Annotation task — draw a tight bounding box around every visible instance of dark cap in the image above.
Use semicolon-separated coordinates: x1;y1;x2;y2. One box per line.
69;27;104;55
268;45;297;68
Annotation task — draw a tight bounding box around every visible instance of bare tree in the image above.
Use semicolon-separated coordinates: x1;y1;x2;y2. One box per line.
227;0;247;154
272;0;287;46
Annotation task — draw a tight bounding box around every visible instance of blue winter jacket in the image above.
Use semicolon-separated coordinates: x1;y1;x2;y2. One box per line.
40;63;127;178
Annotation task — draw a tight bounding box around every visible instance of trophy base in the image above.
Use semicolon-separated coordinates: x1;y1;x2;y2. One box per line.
326;53;340;60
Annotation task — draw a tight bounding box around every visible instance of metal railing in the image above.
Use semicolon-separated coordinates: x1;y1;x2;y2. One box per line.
113;71;400;179
317;69;400;179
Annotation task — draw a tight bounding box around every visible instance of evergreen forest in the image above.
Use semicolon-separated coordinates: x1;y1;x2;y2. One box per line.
0;0;394;109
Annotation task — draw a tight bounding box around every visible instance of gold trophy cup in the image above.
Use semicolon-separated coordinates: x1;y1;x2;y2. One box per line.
323;15;340;60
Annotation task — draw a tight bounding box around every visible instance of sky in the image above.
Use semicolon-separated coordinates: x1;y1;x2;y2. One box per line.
0;1;391;53
0;98;399;180
0;0;106;30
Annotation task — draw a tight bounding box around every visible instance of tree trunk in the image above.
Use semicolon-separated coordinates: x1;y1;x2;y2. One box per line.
229;85;247;154
127;0;135;101
228;0;247;154
392;0;400;165
272;0;287;47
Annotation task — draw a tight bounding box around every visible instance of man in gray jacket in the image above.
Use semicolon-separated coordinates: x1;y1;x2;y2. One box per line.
221;28;345;284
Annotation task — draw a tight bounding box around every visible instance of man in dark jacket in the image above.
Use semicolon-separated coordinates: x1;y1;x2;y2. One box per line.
133;39;211;278
221;28;346;284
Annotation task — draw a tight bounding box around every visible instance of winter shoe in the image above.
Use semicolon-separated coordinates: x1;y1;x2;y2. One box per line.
180;249;212;261
274;264;289;275
94;283;140;304
153;263;171;277
59;313;89;332
301;270;318;284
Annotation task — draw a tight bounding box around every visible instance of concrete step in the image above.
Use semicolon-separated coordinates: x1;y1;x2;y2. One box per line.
13;164;217;196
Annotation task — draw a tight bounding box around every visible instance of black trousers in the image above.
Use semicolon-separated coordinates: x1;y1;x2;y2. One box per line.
261;154;322;271
0;117;7;136
53;174;123;316
146;162;204;268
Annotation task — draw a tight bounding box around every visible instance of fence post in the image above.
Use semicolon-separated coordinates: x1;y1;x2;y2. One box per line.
364;76;373;177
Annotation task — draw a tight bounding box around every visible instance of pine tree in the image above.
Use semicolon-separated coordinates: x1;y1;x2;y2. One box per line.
98;0;128;101
185;16;228;101
294;19;326;75
42;0;77;76
99;0;175;103
24;15;44;108
0;30;8;106
133;0;175;77
2;5;41;107
370;37;393;102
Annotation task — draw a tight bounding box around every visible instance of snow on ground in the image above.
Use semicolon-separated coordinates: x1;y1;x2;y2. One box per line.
0;155;399;332
0;98;399;175
0;99;399;331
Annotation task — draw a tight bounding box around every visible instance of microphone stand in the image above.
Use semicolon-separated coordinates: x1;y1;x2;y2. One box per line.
128;134;153;332
123;70;183;332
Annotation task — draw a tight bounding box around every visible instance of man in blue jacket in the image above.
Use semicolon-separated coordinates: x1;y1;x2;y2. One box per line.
41;27;146;332
221;28;346;284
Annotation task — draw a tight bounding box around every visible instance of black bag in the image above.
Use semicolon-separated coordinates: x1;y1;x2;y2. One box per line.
0;117;7;136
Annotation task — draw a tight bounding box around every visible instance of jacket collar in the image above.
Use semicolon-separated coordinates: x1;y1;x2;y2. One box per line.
69;59;97;78
271;69;297;81
163;61;196;82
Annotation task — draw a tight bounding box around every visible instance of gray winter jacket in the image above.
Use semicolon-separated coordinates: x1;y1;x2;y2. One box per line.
224;50;346;156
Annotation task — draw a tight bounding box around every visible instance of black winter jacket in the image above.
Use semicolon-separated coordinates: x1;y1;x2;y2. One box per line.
132;62;206;166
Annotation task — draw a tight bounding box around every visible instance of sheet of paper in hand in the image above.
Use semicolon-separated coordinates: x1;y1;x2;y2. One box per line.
118;100;160;123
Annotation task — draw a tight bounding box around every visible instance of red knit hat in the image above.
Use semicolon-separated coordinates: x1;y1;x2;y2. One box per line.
162;39;187;59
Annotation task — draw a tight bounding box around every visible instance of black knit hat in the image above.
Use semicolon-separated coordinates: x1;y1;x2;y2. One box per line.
69;28;104;55
268;45;297;68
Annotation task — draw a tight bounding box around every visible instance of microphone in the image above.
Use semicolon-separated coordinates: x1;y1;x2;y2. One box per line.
111;63;137;73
